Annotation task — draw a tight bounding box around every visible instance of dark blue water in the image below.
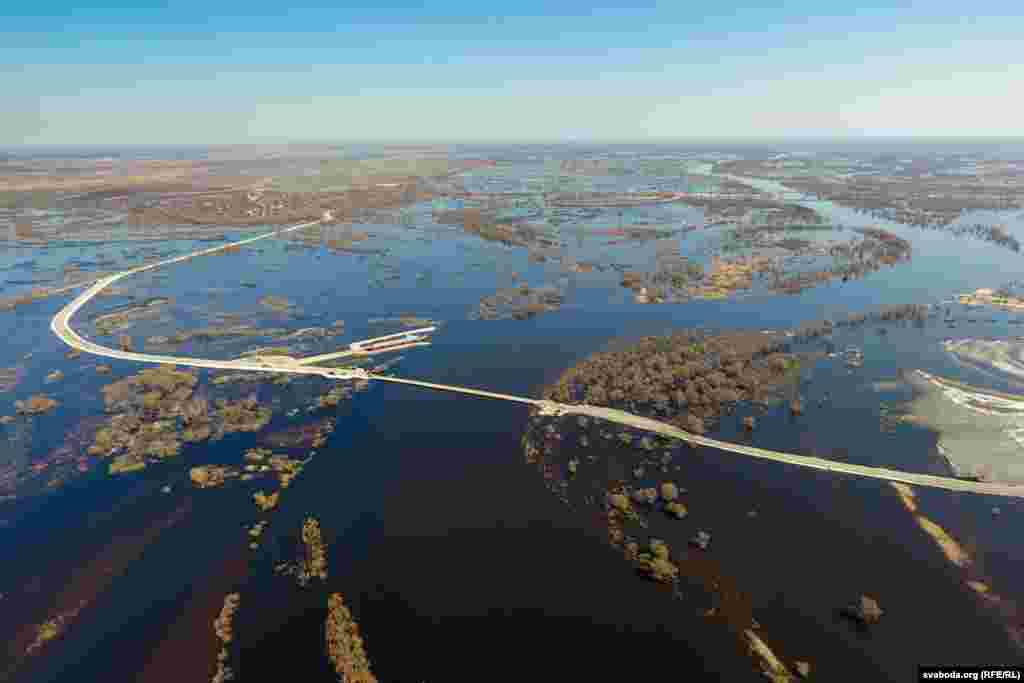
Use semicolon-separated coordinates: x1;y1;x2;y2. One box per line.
3;145;1024;682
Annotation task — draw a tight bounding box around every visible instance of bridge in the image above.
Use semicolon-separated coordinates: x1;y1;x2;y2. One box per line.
49;219;1024;499
248;327;439;368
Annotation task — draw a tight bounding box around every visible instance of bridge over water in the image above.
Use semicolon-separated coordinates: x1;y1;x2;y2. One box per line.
48;219;1024;499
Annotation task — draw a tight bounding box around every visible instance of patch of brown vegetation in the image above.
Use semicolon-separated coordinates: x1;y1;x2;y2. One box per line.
264;417;336;450
89;367;274;473
215;396;272;434
472;283;564;320
213;593;240;644
253;490;280;512
0;270;124;310
211;593;240;683
130;178;430;228
571;476;798;680
14;394;59;415
889;482;1024;647
760;227;912;295
298;517;328;586
684;255;774;300
782;174;1024;229
543;329;798;429
101;366;198;415
317;385;354;409
260;452;310;489
93;298;171;335
0;367;20;392
326;593;378;683
434;207;552;248
190;465;239;489
0;159;248;194
24;602;86;656
258;296;293;312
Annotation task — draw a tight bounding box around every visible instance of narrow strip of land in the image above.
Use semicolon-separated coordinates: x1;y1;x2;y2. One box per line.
49;219;1024;498
375;379;1024;498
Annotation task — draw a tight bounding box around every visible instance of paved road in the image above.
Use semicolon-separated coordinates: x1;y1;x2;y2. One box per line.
559;405;1024;499
51;220;366;381
367;374;547;406
369;378;1024;498
49;219;1024;498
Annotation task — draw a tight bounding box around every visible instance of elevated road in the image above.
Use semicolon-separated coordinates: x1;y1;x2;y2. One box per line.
368;374;547;406
295;341;432;367
557;405;1024;499
364;378;1024;498
51;220;369;380
49;220;1024;498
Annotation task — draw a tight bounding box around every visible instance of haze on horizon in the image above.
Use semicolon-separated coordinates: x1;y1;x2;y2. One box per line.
2;0;1022;147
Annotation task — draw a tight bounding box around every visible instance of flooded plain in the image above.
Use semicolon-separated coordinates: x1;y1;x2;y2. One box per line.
2;144;1024;682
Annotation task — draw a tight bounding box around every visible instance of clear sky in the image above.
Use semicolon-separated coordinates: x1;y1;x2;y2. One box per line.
2;1;1022;145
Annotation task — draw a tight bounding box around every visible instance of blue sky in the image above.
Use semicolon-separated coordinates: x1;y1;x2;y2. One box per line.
2;1;1021;144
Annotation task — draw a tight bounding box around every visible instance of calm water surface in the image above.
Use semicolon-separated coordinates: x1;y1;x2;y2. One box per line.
2;147;1024;682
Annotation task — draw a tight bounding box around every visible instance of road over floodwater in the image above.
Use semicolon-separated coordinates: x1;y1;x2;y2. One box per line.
49;219;1024;498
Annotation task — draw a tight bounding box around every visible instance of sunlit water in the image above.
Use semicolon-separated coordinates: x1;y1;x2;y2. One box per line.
2;145;1024;682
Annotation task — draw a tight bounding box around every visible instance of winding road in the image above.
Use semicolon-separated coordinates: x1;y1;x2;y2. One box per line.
50;220;372;381
49;219;1024;498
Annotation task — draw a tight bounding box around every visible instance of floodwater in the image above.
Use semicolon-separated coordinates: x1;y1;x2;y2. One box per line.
2;145;1024;682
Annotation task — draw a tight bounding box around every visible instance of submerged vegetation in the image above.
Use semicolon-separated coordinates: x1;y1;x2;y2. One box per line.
0;367;22;393
5;145;1024;682
299;517;328;586
519;305;984;676
273;516;329;587
212;593;241;683
522;420;805;681
253;490;280;512
86;366;280;473
543;329;800;431
258;295;294;313
190;465;239;488
264;417;336;450
165;325;289;346
92;297;171;335
25;602;86;657
326;593;378;683
472;282;564;320
14;394;59;415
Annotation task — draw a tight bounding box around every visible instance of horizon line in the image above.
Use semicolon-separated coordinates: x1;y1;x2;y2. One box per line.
5;136;1024;151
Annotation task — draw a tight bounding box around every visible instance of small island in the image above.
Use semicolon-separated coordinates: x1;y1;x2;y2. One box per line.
958;287;1024;310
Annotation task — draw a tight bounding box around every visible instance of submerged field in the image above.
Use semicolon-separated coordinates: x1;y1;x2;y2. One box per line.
3;143;1024;682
